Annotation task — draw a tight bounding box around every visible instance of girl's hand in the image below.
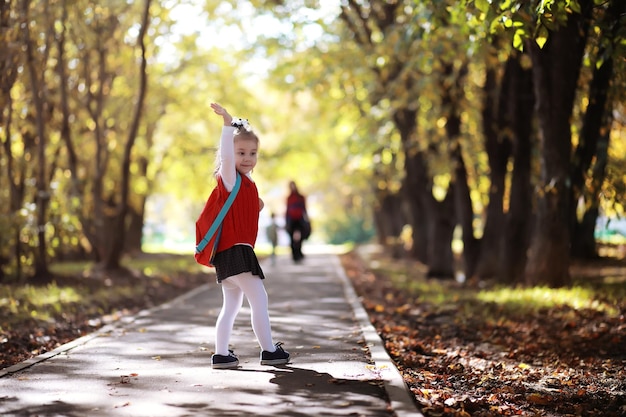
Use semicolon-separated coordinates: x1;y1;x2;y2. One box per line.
210;102;233;126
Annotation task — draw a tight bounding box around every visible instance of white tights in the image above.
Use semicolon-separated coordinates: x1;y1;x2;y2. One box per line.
215;272;275;355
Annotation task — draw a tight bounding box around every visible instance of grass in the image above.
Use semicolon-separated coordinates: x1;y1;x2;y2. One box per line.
0;284;81;318
0;254;208;331
369;260;626;320
476;285;622;316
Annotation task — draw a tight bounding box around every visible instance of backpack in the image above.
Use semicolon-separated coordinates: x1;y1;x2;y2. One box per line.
194;173;241;267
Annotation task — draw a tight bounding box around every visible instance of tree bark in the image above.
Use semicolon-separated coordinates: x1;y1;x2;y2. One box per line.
451;143;479;280
426;189;455;279
373;191;407;259
0;1;23;280
22;0;52;283
500;55;534;284
402;150;430;264
525;2;592;287
393;108;431;263
441;61;479;279
103;0;151;269
475;55;511;280
570;57;612;259
56;0;81;196
124;199;146;256
570;0;623;259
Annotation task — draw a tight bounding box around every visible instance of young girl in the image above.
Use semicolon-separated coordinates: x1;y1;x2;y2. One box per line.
208;102;289;369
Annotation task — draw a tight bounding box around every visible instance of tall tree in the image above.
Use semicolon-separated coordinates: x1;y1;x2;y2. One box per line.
476;0;623;286
570;0;625;259
474;46;535;284
103;0;152;269
499;54;535;284
21;0;53;282
339;0;430;261
524;0;593;286
0;0;24;281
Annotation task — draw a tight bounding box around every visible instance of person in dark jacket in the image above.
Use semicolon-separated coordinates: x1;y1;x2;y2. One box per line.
285;180;309;262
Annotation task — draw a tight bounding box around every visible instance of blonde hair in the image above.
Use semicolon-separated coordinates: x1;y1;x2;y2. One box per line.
235;128;260;145
213;128;260;177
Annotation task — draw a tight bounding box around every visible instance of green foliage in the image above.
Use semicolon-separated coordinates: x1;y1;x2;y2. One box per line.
2;0;625;286
326;215;376;245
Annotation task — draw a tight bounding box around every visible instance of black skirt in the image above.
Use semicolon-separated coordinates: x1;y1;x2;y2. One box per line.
213;244;265;283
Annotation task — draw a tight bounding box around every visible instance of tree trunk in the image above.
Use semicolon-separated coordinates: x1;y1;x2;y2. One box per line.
570;57;612;259
451;143;479;279
88;37;112;263
441;61;479;280
475;56;512;280
124;204;145;256
0;29;23;280
393;108;431;263
22;0;52;283
56;0;81;197
570;0;623;259
402;150;430;263
500;55;535;284
103;0;151;269
373;191;407;259
124;123;156;255
525;2;592;287
427;189;455;279
0;99;22;282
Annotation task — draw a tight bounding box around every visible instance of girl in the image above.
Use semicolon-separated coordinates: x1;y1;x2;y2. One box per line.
208;102;289;369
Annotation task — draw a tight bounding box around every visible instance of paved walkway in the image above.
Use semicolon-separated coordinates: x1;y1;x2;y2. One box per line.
0;253;423;417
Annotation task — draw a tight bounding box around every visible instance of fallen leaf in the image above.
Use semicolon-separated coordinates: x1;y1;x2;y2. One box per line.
527;393;552;405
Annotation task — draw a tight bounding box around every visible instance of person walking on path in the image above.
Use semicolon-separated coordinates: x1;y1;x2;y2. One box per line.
207;102;289;369
285;180;309;263
266;212;279;265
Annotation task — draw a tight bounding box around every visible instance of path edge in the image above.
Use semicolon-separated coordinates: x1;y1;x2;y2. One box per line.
0;283;213;378
331;255;425;417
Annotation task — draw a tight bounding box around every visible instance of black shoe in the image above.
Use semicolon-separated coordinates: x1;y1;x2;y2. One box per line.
212;350;239;369
260;342;290;365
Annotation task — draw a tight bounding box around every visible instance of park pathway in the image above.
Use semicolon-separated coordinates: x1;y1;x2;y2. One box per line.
0;252;423;417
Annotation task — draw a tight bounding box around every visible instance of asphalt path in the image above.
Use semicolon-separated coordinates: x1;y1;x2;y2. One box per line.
0;252;424;417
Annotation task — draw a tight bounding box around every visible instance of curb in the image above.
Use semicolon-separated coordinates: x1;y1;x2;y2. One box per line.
331;255;425;417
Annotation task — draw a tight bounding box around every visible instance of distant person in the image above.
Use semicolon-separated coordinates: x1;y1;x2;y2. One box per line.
285;180;309;263
266;212;279;265
205;102;289;369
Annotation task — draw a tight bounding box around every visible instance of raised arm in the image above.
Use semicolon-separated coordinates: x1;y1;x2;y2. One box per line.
211;103;236;191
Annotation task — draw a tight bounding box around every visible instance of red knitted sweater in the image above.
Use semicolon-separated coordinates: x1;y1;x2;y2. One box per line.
195;174;259;267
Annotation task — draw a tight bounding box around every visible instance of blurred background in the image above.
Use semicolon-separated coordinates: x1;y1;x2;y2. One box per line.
1;0;624;287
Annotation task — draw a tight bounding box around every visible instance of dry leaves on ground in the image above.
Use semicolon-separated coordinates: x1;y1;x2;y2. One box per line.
341;250;626;417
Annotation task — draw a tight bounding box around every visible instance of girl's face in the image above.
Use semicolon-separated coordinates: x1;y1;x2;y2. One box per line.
234;138;258;175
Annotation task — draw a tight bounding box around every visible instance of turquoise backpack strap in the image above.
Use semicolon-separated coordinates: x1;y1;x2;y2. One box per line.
195;172;241;254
